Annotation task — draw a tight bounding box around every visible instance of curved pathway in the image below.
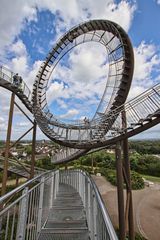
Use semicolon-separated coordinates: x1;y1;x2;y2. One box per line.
92;175;160;240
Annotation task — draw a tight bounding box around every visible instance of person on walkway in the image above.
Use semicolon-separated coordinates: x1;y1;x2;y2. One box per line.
13;73;23;91
13;73;19;86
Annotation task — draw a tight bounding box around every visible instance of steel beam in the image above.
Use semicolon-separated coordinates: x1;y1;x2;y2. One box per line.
123;138;134;239
115;141;126;240
1;93;15;196
10;126;33;149
30;120;37;179
122;110;135;240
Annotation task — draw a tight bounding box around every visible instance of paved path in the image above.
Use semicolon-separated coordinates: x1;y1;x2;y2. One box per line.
92;175;160;240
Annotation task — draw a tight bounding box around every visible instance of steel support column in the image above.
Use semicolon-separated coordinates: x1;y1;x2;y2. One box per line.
30;120;37;179
123;138;135;239
1;93;15;196
122;111;135;240
115;141;125;240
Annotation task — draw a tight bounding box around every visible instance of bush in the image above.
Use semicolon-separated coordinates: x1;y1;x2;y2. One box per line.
99;168;144;190
131;171;145;190
35;156;55;170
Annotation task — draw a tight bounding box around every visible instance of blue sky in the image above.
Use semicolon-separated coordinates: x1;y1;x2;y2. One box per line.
0;0;160;140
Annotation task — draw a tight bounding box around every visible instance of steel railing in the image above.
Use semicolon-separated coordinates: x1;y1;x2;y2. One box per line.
0;65;32;102
102;83;160;138
0;156;45;178
0;170;59;240
59;169;118;240
0;169;117;240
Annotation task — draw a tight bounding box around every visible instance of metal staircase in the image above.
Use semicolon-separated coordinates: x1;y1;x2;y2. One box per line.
39;183;89;240
0;170;118;240
0;65;160;164
0;18;160;240
51;83;160;164
0;156;45;178
0;66;32;112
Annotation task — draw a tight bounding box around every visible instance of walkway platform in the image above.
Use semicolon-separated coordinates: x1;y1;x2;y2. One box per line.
39;183;90;240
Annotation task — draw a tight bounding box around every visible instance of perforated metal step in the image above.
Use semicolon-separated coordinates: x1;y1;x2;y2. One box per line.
38;183;90;240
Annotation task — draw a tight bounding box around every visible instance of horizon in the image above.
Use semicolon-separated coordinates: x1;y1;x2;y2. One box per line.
0;0;160;140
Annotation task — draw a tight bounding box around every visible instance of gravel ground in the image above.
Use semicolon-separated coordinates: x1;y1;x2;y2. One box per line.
92;175;160;240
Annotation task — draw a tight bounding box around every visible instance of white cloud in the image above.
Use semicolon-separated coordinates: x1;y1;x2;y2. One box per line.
0;0;36;57
5;0;160;140
131;124;160;140
47;81;66;104
17;122;30;127
0;117;5;122
134;41;160;82
60;109;79;119
45;42;108;118
10;40;27;57
0;0;136;59
128;41;160;99
52;0;136;38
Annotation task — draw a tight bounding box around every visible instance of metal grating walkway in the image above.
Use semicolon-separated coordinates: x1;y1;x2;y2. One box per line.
39;183;90;240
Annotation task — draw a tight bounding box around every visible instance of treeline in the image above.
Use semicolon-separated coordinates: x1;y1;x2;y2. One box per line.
129;140;160;154
130;153;160;177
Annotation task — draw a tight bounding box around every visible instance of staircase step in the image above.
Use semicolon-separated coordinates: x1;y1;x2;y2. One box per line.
39;183;89;239
38;228;89;240
45;220;87;229
47;208;86;222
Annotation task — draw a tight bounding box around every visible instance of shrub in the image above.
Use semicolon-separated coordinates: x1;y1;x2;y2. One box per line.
130;171;145;190
99;168;144;190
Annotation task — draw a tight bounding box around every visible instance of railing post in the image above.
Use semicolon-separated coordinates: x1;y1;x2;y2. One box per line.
84;177;88;213
16;187;29;240
37;177;45;235
54;170;59;199
82;175;85;204
88;181;93;239
93;194;97;239
50;172;54;208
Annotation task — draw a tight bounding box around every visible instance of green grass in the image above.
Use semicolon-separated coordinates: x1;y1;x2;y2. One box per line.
141;174;160;183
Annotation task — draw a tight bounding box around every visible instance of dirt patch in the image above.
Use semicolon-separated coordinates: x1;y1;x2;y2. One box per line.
93;175;160;240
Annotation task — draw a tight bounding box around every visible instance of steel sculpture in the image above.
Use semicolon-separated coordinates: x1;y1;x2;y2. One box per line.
0;19;160;240
32;19;134;148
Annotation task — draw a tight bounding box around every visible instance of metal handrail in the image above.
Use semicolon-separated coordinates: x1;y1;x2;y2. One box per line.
0;170;50;204
51;82;160;163
0;156;46;172
0;65;32;101
0;169;118;240
80;170;118;240
59;169;118;240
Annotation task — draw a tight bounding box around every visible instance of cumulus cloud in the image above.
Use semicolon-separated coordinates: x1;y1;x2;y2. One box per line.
134;41;160;82
128;41;160;99
17;122;31;127
10;40;27;57
0;0;36;58
45;42;108;118
59;109;79;119
5;0;160;140
0;0;136;58
51;0;136;38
